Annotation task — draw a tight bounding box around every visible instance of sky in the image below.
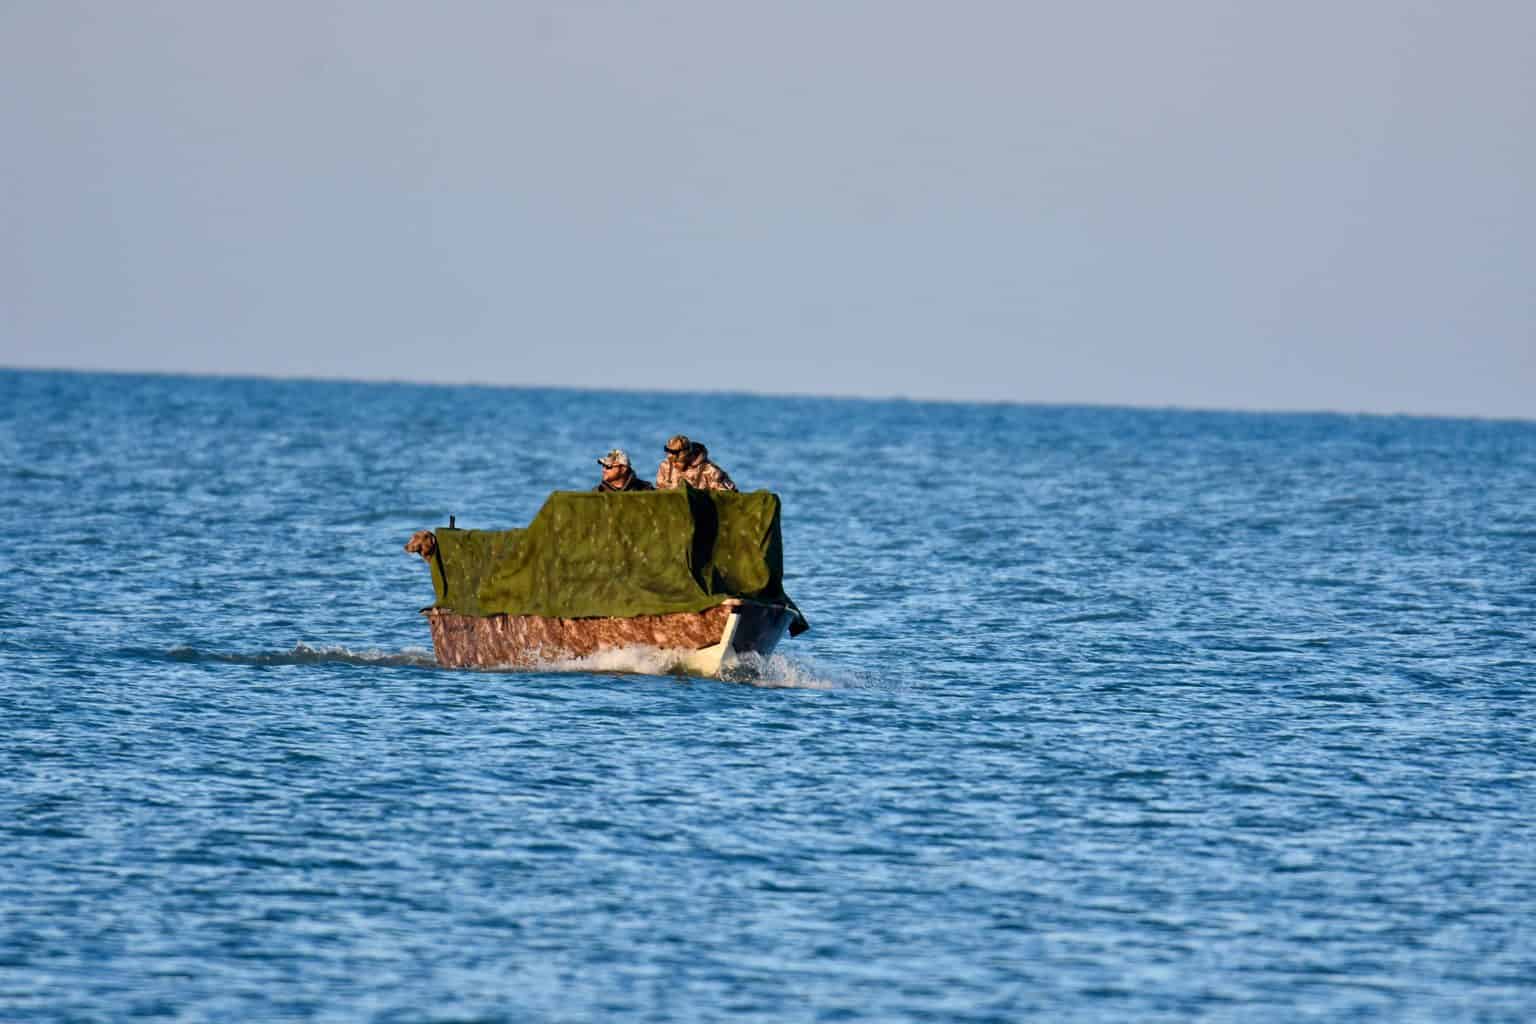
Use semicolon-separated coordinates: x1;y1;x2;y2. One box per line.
2;1;1533;418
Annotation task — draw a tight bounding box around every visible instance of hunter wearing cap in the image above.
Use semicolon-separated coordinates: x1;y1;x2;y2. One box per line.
593;449;654;492
655;434;737;492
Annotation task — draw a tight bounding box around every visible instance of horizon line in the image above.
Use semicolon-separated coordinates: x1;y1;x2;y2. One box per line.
3;362;1531;426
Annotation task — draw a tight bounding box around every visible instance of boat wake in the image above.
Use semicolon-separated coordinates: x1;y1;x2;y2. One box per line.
164;642;439;669
156;643;852;689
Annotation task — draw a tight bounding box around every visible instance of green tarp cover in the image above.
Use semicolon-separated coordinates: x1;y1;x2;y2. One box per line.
427;488;806;632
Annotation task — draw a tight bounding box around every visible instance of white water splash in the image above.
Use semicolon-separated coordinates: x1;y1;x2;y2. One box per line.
526;646;850;689
720;651;845;689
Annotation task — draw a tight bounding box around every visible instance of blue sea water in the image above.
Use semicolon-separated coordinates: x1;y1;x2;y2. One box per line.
2;368;1535;1022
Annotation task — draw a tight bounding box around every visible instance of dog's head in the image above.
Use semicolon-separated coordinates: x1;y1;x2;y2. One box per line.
404;530;437;560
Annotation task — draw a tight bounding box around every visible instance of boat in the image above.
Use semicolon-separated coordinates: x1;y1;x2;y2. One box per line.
405;487;808;677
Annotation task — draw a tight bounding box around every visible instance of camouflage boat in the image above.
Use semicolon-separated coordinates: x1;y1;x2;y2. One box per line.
405;488;808;677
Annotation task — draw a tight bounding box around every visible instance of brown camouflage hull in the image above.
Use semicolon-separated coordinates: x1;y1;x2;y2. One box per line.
423;600;793;675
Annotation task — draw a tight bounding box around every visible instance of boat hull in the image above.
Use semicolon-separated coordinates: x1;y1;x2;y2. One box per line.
423;599;793;677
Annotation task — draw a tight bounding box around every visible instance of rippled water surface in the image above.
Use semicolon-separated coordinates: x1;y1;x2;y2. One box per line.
3;370;1535;1022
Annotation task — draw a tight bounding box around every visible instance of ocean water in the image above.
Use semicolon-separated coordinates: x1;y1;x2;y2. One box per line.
3;368;1534;1023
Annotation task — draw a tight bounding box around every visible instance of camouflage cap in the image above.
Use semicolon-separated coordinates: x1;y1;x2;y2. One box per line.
597;448;631;469
665;434;691;455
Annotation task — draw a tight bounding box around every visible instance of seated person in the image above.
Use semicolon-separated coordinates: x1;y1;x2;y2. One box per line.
655;434;737;491
594;449;654;492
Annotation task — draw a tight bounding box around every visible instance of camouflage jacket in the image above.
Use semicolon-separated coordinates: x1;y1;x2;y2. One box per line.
655;457;737;492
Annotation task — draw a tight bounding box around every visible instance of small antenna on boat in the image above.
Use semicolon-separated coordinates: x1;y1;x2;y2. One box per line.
449;515;456;529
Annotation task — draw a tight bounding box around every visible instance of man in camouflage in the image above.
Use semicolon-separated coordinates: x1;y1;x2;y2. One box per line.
593;449;654;492
655;434;737;491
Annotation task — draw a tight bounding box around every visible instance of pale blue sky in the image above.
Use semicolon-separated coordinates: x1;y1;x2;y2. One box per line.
3;1;1533;418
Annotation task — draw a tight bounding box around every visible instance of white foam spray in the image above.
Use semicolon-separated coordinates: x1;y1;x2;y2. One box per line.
516;645;852;689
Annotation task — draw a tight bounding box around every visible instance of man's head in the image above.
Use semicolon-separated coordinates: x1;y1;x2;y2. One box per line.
664;434;692;466
598;448;633;482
